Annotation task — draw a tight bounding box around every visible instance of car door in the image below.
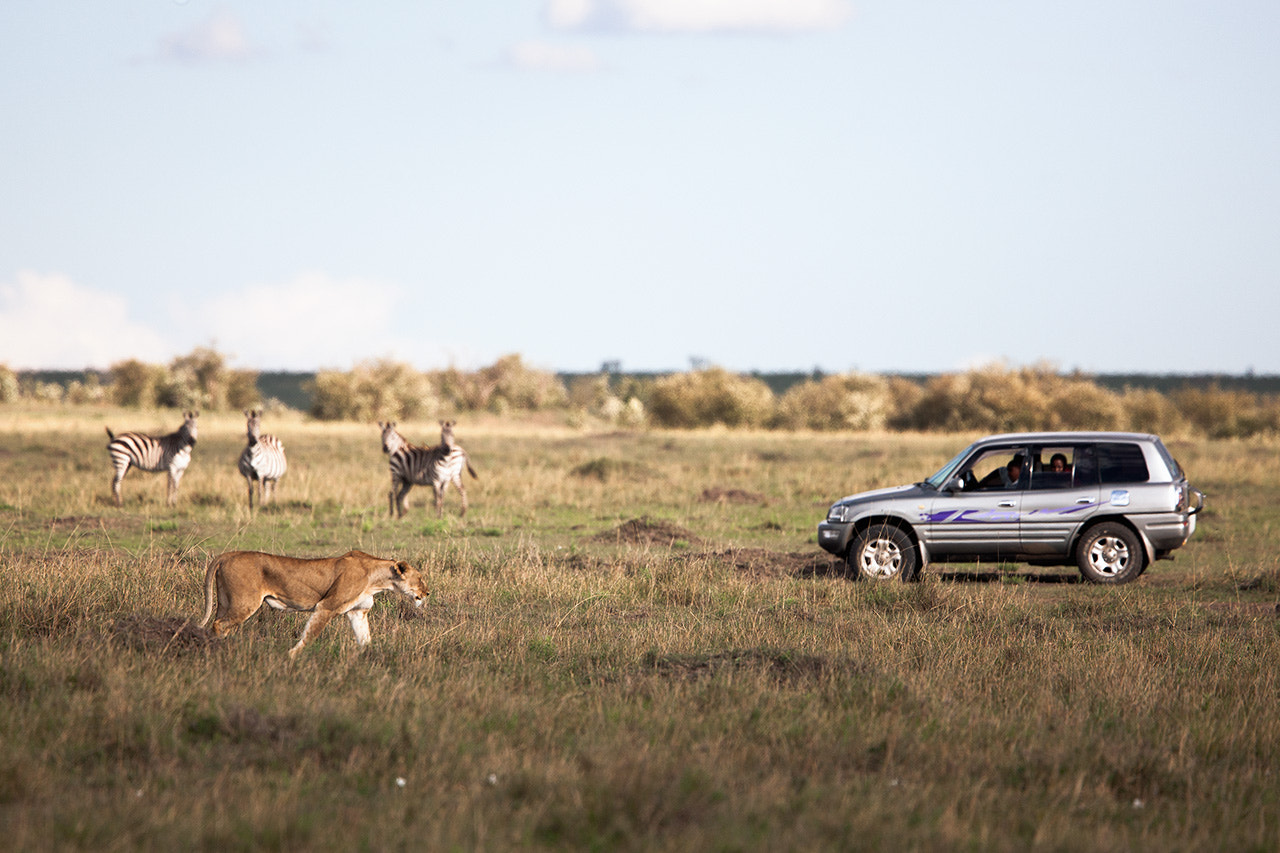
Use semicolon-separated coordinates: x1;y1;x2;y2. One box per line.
1019;444;1102;557
924;445;1027;559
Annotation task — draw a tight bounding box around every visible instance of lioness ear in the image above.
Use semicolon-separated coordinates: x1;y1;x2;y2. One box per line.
393;561;410;578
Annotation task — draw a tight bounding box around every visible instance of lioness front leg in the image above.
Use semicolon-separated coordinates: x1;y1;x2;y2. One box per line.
289;608;338;659
347;609;372;647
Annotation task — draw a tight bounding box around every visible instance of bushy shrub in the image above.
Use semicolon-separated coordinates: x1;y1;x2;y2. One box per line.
1121;387;1188;435
907;364;1049;432
64;375;107;405
1042;377;1124;431
108;359;169;407
107;348;257;411
426;355;566;413
309;359;439;422
648;368;774;428
1171;384;1278;439
568;374;647;427
885;377;925;430
0;365;20;403
773;372;891;431
474;354;567;412
898;364;1128;433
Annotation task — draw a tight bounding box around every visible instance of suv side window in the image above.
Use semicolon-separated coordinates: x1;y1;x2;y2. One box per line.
1028;446;1075;490
1097;443;1150;484
1073;445;1099;487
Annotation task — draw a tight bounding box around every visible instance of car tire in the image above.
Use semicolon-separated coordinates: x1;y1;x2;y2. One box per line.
1076;522;1144;584
847;523;920;582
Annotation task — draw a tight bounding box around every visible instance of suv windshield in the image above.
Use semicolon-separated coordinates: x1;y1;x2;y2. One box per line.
924;445;974;489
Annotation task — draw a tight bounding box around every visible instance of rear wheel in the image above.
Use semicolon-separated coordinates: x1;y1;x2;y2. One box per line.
848;523;920;582
1076;522;1144;584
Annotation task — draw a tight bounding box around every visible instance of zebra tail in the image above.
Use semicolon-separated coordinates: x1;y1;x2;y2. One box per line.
467;459;479;479
105;426;115;441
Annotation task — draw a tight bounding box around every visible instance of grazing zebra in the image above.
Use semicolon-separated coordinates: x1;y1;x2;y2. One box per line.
379;420;479;519
237;409;287;510
105;411;199;507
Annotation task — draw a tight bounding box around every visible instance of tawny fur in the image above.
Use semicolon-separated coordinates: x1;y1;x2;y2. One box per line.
199;549;429;658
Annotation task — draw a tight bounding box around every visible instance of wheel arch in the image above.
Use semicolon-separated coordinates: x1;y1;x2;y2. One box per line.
848;515;924;561
1071;514;1154;568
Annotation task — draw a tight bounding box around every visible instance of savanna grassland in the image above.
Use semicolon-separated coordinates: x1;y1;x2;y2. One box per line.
1;406;1278;851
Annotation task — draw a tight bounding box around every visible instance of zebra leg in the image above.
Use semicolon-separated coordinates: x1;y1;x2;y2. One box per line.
434;482;447;517
455;475;468;517
110;464;128;507
167;470;184;506
247;477;256;511
392;481;413;519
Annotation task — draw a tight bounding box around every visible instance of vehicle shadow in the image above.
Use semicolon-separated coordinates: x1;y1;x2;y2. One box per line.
801;557;1082;585
936;570;1081;585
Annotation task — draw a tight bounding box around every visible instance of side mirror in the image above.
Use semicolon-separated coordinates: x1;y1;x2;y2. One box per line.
946;476;966;492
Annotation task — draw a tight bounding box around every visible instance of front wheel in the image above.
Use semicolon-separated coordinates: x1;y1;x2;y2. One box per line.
1076;522;1144;584
847;523;920;582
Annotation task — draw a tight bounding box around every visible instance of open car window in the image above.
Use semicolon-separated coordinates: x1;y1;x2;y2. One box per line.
962;448;1027;491
1028;446;1076;490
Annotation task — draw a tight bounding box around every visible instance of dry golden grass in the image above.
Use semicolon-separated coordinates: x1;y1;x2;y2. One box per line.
1;405;1278;850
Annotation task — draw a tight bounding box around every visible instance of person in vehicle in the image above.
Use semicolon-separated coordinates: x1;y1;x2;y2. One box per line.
979;455;1024;489
1050;453;1070;473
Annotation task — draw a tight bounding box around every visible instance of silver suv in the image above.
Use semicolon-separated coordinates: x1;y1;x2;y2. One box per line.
817;432;1204;584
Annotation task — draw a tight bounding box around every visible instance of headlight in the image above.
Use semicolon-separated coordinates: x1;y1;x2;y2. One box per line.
827;505;846;522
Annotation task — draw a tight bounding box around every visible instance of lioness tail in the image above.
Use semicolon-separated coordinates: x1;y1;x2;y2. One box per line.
198;556;221;628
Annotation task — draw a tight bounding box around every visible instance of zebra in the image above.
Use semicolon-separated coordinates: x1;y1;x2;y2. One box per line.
378;420;478;519
105;411;199;507
238;409;287;510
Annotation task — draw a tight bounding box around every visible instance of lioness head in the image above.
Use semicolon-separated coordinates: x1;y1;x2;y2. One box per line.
391;561;429;607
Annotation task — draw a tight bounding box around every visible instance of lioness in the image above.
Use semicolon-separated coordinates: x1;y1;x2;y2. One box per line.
199;550;429;658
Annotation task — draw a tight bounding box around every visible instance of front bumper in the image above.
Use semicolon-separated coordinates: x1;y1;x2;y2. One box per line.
817;521;853;556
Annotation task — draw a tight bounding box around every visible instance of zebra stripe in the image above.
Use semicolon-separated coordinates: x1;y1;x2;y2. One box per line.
238;409;287;510
106;411;199;507
379;420;478;519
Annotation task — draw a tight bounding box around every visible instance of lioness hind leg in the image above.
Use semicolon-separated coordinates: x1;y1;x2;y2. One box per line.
289;608;337;659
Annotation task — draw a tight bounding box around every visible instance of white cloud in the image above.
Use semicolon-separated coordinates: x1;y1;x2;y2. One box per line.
545;0;852;33
154;9;259;63
0;271;172;369
189;272;412;370
506;40;604;73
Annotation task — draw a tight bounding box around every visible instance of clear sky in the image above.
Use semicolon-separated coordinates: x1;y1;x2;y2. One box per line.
2;1;1277;375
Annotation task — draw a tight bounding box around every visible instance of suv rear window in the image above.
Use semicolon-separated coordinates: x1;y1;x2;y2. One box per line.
1097;443;1149;484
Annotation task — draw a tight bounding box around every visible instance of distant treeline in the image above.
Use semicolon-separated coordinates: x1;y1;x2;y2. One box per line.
5;350;1280;438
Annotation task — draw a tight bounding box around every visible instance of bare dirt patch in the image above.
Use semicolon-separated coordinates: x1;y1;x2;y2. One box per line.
110;614;215;654
596;517;701;547
698;487;767;505
709;547;843;578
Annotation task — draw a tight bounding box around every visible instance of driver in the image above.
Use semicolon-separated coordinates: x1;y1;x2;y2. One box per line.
979;455;1024;489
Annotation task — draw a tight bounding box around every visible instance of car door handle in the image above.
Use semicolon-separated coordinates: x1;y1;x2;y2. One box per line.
998;500;1016;508
1075;497;1094;505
